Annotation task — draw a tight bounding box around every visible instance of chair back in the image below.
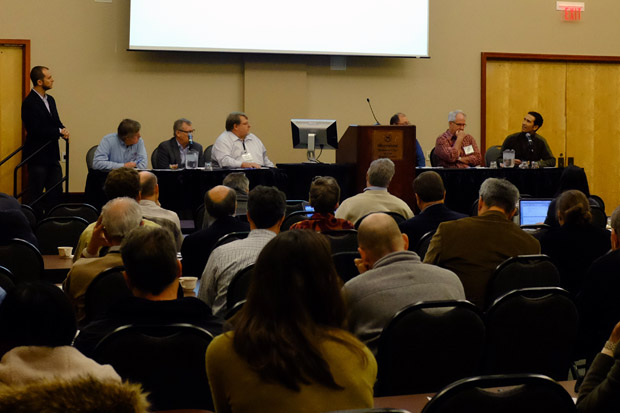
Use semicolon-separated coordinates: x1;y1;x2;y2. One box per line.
487;254;560;307
47;203;99;223
84;266;131;324
590;205;607;229
150;147;159;169
86;145;98;169
331;251;361;283
211;231;249;251
0;239;43;284
204;144;213;163
34;216;89;254
589;194;605;212
484;287;578;380
322;229;358;253
429;147;440;167
281;210;310;231
484;145;502;167
0;266;16;293
194;203;206;230
226;264;254;311
414;230;435;260
354;212;407;229
285;199;307;216
225;299;246;320
421;374;576;413
20;204;38;229
375;300;485;396
93;323;215;411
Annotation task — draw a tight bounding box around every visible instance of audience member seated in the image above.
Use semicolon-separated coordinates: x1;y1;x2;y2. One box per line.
389;112;425;167
424;178;540;308
181;186;250;278
335;158;413;224
290;176;354;232
344;213;464;354
577;320;620;412
152;118;204;169
75;226;222;357
73;167;159;262
203;172;250;229
206;230;377;412
578;205;620;364
138;171;182;249
198;185;286;317
93;119;147;170
399;171;467;247
64;197;143;325
0;193;38;247
0;282;120;384
540;190;610;297
434;110;482;168
544;165;600;227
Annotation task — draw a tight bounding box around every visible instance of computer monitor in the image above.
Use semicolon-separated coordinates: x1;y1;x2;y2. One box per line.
291;119;338;163
519;198;552;226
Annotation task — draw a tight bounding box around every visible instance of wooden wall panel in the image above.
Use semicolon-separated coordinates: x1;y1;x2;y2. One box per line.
0;46;23;194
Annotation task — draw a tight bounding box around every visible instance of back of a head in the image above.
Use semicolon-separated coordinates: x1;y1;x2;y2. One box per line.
611;205;620;234
0;282;76;352
121;227;178;296
556;165;590;197
139;171;157;198
101;197;143;242
223;172;250;194
413;171;445;203
557;189;591;226
479;178;519;213
247;185;286;229
309;176;340;214
367;158;395;188
204;185;236;219
389;113;404;125
358;213;404;260
104;167;141;200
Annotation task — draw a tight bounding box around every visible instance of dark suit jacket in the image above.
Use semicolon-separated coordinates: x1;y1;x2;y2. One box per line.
180;215;249;278
21;90;64;165
424;210;540;308
399;203;467;248
153;137;204;169
0;193;38;247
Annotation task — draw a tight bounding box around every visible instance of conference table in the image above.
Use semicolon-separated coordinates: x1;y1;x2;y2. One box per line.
84;165;563;221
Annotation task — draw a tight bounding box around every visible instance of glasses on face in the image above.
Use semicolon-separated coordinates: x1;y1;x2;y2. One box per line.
178;129;196;134
451;122;466;127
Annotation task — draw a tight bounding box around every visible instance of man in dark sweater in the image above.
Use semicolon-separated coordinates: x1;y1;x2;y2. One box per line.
499;111;555;167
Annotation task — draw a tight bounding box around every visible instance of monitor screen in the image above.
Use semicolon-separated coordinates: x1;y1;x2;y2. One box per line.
129;0;429;57
291;119;338;162
519;198;552;226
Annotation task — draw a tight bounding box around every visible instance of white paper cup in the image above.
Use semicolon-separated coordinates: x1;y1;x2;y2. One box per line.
179;276;198;290
58;246;73;258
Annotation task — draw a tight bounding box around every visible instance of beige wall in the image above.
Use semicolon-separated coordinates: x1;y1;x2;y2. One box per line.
2;0;619;192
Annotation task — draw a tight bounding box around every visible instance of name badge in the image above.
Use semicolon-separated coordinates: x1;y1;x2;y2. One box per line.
241;152;255;162
463;145;474;155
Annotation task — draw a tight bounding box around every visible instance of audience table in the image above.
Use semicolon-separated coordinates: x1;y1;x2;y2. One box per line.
43;254;72;283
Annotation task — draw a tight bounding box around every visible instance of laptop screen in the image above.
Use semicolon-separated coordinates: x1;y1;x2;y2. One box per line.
519;198;552;226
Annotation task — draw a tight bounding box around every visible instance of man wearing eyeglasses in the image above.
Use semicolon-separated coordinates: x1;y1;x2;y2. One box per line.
433;110;482;168
152;118;204;169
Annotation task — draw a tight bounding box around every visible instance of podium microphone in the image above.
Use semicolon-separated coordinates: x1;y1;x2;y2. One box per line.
366;98;381;125
525;132;533;147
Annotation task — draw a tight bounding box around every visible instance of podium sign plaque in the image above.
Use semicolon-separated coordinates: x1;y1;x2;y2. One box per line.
372;129;404;160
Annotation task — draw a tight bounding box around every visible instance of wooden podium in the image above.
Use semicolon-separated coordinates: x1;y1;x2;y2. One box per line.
336;125;416;207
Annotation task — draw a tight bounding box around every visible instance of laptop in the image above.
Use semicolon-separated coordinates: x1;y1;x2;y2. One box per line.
519;198;552;226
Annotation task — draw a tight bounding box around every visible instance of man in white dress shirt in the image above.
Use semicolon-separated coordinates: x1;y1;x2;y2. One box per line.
211;112;274;169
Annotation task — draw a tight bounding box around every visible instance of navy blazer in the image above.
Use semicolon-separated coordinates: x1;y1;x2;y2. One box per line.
399;203;467;248
153;137;204;169
21;90;64;165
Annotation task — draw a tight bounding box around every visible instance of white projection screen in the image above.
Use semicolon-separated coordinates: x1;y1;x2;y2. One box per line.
129;0;429;57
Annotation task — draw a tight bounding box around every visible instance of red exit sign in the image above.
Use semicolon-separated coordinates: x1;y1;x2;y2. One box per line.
564;7;582;21
557;2;584;21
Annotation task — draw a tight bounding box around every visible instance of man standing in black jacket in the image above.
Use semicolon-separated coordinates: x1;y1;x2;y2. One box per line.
21;66;70;212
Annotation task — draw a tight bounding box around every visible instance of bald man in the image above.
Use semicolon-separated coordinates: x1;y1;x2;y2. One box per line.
343;212;464;354
180;185;250;278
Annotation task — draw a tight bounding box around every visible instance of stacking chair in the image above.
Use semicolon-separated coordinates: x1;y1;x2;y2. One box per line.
484;287;578;380
375;300;485;396
212;231;249;251
93;323;215;411
83;266;131;325
486;254;560;307
34;216;89;255
322;229;358;253
226;264;254;311
225;299;246;320
204;144;213;163
589;194;605;212
150;147;159;168
0;266;16;293
429;147;440;167
590;205;607;229
281;210;310;231
47;203;99;223
331;251;361;283
20;204;38;229
421;374;576;413
86;145;98;169
414;230;435;260
484;145;502;167
194;203;206;230
285;199;307;216
0;239;44;284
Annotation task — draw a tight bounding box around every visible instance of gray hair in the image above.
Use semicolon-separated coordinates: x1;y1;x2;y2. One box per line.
101;197;143;240
367;158;395;188
173;118;192;134
479;178;519;214
611;205;620;233
223;172;250;194
448;110;466;122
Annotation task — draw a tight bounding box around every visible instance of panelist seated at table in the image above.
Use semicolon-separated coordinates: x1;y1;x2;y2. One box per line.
498;111;556;167
211;111;274;169
434;110;482;168
389;112;425;167
93;118;147;170
152;118;204;169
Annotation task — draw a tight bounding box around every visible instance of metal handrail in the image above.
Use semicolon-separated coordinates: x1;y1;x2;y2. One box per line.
0;145;24;168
